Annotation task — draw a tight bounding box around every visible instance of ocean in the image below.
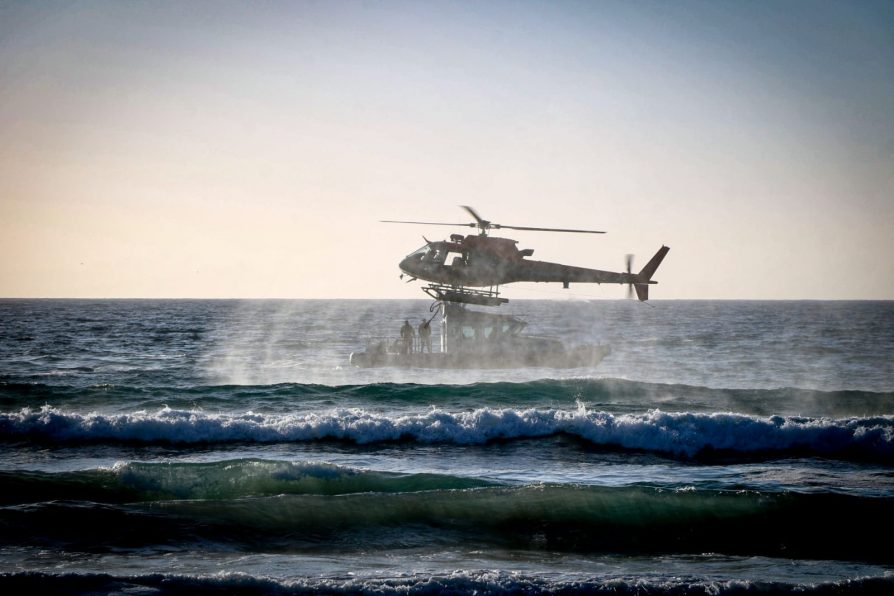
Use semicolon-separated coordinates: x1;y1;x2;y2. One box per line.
1;299;892;594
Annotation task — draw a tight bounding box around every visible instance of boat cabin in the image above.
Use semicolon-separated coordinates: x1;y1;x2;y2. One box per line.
441;302;526;353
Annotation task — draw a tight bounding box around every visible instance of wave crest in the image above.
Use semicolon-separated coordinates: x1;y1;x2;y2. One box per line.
2;405;892;460
2;572;893;596
0;459;492;504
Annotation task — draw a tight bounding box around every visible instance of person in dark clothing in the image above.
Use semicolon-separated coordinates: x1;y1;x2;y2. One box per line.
400;320;415;354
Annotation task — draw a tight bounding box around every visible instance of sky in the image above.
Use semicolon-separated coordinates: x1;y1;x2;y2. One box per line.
1;0;892;299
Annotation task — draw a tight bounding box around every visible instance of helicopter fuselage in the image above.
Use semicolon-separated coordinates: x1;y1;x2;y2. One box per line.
399;234;661;289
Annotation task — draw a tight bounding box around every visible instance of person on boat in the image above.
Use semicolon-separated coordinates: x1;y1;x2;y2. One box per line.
418;319;432;353
400;320;415;354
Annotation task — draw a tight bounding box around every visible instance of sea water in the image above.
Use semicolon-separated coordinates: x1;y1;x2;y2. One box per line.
1;299;892;594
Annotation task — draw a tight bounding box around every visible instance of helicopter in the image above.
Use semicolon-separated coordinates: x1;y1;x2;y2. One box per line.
383;206;669;304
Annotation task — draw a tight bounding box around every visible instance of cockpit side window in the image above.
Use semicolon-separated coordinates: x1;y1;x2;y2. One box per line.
406;244;430;260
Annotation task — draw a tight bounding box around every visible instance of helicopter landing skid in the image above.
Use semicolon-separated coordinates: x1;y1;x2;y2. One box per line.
422;284;508;307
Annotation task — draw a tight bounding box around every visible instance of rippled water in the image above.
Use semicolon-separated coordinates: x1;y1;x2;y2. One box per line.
1;299;892;594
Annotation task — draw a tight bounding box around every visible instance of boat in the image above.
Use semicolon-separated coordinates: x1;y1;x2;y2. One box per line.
350;302;610;369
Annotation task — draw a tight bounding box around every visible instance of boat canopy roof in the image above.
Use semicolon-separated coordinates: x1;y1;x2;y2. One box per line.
444;304;526;329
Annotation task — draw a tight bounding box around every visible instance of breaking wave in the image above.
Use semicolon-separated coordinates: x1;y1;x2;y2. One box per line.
2;571;893;595
1;405;893;461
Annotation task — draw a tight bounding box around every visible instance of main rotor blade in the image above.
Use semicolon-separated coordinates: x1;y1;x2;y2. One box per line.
496;224;606;234
460;205;488;228
381;220;476;227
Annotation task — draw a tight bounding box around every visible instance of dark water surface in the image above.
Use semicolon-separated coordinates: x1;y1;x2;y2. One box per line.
1;299;893;594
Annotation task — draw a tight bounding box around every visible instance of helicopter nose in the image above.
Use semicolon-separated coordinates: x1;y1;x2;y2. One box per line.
398;257;416;275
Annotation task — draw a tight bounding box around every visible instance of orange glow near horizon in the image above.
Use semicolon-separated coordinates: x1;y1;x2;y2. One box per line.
2;1;892;299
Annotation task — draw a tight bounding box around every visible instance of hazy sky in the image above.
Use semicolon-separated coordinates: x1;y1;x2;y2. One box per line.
1;0;892;299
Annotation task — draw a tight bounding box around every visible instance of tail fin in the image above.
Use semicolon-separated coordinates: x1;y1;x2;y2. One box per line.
633;245;670;301
638;245;670;281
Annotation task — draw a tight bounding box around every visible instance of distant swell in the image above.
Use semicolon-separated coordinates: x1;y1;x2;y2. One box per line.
0;460;492;505
3;378;893;417
2;405;892;461
2;487;893;561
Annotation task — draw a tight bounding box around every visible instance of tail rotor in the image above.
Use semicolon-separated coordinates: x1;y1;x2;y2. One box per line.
625;254;634;299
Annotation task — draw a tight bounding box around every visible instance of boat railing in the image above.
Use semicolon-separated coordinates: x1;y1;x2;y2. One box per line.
362;335;438;354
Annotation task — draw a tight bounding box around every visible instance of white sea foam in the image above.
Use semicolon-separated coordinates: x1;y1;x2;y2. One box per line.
5;570;894;595
2;405;892;458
